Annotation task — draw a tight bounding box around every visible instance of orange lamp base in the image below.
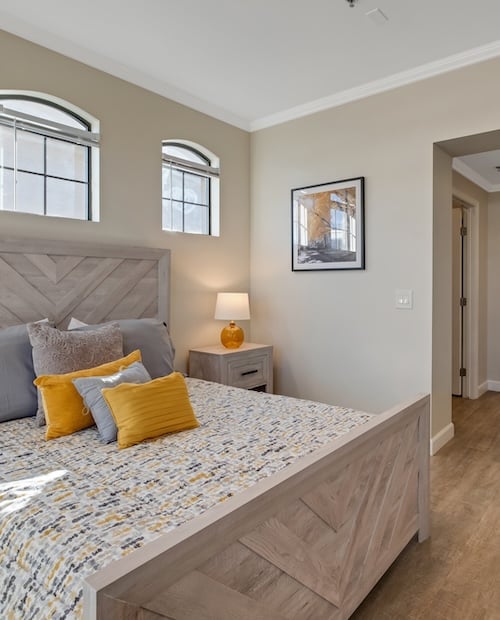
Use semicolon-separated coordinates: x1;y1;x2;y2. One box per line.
220;321;244;349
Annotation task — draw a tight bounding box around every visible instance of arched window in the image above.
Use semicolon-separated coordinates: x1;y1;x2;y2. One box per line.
162;141;219;235
0;93;100;220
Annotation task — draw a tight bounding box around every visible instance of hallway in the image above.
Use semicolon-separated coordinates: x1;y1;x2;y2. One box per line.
352;391;500;619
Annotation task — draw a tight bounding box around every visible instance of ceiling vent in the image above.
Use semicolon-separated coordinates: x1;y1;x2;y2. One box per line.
366;8;389;24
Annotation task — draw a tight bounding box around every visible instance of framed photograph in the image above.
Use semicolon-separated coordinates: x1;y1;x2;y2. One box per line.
291;177;365;271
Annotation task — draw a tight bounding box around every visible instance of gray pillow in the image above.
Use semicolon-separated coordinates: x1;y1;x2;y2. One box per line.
0;324;40;422
27;322;124;426
72;318;175;378
72;361;151;443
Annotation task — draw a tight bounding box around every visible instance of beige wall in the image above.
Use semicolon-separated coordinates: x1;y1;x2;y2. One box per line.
250;56;500;441
0;30;251;371
432;146;453;437
487;192;500;384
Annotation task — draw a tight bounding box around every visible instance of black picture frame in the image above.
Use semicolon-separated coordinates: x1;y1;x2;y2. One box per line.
291;176;365;271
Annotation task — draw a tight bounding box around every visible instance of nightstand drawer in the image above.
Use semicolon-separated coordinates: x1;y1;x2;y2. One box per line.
227;354;269;389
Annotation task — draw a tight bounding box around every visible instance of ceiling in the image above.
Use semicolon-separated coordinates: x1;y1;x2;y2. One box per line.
2;0;500;190
1;0;500;132
453;151;500;193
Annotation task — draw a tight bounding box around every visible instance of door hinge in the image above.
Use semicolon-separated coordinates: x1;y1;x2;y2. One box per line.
460;367;467;377
460;297;467;307
460;226;467;236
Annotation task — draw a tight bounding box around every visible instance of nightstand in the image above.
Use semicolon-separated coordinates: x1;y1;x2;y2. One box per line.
189;343;273;393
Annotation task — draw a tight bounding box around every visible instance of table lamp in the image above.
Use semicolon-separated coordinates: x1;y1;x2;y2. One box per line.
214;292;250;349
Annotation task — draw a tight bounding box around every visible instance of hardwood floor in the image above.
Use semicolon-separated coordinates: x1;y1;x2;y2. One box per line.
351;391;500;620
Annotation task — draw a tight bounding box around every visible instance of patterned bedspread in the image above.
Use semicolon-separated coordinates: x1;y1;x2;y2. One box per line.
0;379;372;619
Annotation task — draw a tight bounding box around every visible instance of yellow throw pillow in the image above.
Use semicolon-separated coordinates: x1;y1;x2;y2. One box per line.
34;350;142;440
102;372;199;449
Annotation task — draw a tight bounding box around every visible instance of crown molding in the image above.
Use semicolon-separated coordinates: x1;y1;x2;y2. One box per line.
251;39;500;132
452;158;500;193
3;10;500;135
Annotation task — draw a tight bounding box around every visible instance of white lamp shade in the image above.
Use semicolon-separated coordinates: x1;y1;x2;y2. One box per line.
214;292;250;321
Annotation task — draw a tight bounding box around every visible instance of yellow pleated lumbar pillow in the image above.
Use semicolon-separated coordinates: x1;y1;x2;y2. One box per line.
34;350;142;440
102;372;199;449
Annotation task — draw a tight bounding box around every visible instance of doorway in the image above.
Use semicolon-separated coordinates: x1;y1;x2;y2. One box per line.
452;198;469;397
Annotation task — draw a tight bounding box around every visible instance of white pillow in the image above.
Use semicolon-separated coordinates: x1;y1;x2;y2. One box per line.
68;317;87;329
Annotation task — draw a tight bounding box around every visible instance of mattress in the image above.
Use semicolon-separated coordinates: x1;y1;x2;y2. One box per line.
0;379;372;619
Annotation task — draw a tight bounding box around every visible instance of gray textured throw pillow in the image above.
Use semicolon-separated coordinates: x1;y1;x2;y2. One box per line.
0;324;40;422
27;322;124;426
70;318;175;378
72;361;151;443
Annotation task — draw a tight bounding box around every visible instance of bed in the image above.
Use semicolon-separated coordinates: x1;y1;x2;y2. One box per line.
0;238;430;620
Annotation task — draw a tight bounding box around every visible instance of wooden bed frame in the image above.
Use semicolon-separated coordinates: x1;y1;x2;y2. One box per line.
0;237;430;620
0;237;170;329
84;394;429;620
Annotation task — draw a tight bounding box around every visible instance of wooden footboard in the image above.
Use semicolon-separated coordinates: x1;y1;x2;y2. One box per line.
84;394;430;620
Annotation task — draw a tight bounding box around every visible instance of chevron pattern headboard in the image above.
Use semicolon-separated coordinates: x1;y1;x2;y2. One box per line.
0;238;170;329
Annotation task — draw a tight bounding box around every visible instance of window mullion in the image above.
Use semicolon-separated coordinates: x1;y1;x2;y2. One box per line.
12;119;17;211
86;140;91;220
43;136;47;216
182;170;185;232
208;177;211;235
169;163;173;231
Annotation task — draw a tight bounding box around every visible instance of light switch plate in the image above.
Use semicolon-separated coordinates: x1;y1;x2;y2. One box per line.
395;289;413;309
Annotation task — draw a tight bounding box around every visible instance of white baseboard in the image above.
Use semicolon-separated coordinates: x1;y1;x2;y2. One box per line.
487;380;500;392
430;422;455;455
478;381;489;396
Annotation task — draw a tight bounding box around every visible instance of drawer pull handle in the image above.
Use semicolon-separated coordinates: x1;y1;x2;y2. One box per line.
241;369;258;376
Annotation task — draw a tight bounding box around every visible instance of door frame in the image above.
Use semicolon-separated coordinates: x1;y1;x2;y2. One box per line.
452;190;479;399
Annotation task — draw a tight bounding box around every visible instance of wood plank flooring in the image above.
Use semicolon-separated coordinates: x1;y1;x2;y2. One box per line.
351;391;500;620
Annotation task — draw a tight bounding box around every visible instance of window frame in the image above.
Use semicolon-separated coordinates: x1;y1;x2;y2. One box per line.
162;141;220;236
0;92;100;221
